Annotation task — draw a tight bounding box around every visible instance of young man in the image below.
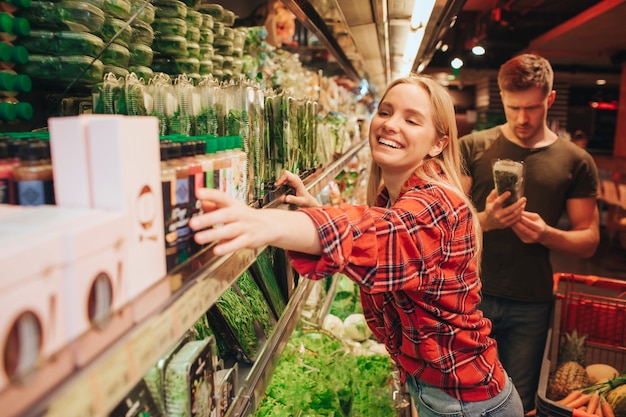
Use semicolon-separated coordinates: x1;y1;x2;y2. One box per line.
459;53;600;413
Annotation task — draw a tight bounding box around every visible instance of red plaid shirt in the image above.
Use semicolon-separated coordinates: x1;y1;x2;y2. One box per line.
288;173;507;401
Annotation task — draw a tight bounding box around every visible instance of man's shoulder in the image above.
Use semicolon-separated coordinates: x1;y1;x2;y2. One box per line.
460;125;502;143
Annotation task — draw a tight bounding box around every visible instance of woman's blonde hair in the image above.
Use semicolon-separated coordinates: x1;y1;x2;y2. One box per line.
366;74;482;259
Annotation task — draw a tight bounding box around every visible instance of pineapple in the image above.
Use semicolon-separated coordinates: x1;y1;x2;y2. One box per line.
546;330;590;401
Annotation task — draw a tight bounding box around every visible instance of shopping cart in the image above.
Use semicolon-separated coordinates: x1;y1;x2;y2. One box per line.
536;272;626;416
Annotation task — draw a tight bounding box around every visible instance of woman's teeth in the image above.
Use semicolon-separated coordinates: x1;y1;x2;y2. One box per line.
379;138;402;149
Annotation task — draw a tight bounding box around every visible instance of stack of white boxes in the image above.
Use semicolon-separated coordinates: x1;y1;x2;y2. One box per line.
0;115;169;402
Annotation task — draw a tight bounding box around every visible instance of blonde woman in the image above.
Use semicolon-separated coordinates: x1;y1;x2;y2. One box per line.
190;74;523;416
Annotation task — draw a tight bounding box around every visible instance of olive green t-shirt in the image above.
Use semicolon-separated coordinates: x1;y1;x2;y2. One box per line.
460;126;599;302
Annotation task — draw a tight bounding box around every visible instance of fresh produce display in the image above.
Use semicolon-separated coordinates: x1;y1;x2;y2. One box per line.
206;285;265;363
164;338;216;417
329;274;362;321
544;330;626;416
547;330;590;401
255;330;396;417
235;270;276;337
250;249;287;318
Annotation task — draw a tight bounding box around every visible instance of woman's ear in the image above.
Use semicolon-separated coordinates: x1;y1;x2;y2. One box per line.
428;135;449;157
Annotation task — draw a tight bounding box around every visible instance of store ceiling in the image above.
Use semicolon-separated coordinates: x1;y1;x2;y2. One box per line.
218;0;626;92
335;0;626;92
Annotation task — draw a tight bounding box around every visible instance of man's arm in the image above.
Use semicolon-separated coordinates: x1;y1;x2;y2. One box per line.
512;197;600;258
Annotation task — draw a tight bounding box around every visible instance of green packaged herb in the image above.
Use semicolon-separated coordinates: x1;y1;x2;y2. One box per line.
18;30;104;57
250;249;287;318
206;285;265;363
164;338;216;417
236;270;276;337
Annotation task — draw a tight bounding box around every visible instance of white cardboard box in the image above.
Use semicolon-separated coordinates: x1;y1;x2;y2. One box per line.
85;116;168;319
0;230;67;391
48;116;94;208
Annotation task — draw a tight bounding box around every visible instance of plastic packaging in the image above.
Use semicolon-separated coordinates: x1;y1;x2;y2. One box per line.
130;1;155;24
18;54;104;85
153;0;187;19
100;42;130;67
101;15;133;47
18;30;103;57
164;338;216;417
20;1;105;34
492;159;525;207
153;16;187;37
128;43;153;67
130;18;154;46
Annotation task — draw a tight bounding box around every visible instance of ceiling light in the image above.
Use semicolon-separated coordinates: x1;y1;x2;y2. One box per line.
451;57;464;69
471;45;485;55
411;0;436;31
596;79;607;86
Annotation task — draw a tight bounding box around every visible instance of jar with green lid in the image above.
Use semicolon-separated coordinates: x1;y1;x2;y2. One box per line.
131;18;154;46
101;16;133;47
0;100;15;120
18;30;103;57
14;139;54;205
0;0;33;14
21;1;105;34
153;0;187;19
153;17;187;37
0;42;28;68
130;1;155;24
0;11;29;41
0;70;30;97
128;43;153;67
102;0;131;20
152;34;187;57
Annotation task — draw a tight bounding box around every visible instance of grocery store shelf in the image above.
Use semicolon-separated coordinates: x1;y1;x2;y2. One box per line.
281;0;362;83
225;278;315;417
2;140;368;417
